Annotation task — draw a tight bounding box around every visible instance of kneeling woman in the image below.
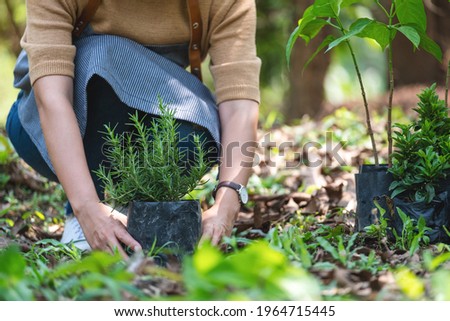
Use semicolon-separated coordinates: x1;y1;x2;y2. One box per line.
6;0;260;257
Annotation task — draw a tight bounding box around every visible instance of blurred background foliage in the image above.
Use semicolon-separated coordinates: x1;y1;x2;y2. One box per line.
0;0;448;126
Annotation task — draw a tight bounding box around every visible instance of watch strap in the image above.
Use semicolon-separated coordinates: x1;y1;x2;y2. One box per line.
213;181;242;199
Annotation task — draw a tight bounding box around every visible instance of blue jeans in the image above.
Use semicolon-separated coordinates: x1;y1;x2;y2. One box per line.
6;76;217;214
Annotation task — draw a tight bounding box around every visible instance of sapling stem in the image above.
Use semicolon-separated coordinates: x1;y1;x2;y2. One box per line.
336;17;379;166
387;6;395;168
346;41;379;165
387;44;394;167
446;59;449;109
375;0;390;19
334;16;378;165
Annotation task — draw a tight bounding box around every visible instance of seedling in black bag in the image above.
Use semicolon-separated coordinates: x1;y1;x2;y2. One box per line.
95;99;212;258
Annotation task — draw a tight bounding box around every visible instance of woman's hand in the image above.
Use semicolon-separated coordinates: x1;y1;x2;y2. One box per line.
200;99;258;246
201;188;240;245
76;201;142;258
35;75;141;259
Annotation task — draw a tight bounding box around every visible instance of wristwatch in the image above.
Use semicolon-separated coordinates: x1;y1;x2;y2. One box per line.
212;181;249;205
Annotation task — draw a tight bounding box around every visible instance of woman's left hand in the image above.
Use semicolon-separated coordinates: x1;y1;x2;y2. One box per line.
200;188;240;245
200;99;258;246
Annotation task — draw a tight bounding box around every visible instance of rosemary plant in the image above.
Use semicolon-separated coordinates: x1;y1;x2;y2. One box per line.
95;100;211;206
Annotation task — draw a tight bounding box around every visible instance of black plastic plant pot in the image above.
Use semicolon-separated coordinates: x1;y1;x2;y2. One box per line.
378;191;450;244
127;200;202;257
355;164;393;231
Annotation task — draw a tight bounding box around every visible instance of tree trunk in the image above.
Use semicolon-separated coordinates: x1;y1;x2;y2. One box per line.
3;0;24;56
285;0;331;122
392;0;450;86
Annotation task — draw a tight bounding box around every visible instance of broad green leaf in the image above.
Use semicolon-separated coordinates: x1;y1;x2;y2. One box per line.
425;183;436;202
34;210;46;221
391;186;407;199
389;180;404;190
409;235;420;256
357;21;391;50
303;35;335;71
297;237;312;269
397;208;409;225
313;0;343;18
316;236;339;260
312;261;337;270
395;267;425;300
417;30;443;62
395;25;420;48
342;0;360;7
326;18;373;52
286;25;301;67
286;5;323;68
395;0;427;32
417;216;427;232
0;135;13;165
373;199;386;217
0;218;14;227
346;233;359;251
298;5;318;32
429;252;450;272
415;189;427;203
431;270;450;300
300;19;329;44
51;251;122;278
194;242;223;274
0;246;26;279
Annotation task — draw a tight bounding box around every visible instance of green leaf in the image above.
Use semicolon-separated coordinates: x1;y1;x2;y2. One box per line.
429;252;450;272
417;30;443;62
395;0;427;32
357;21;391;50
316;237;339;261
0;135;14;165
297;237;312;269
346;233;358;252
193;242;223;274
425;184;436;203
326;18;372;52
431;270;450;300
303;35;335;71
395;267;425;300
300;19;329;44
395;25;420;48
34;210;46;221
313;0;343;18
51;251;122;278
286;18;329;67
342;0;360;7
389;180;404;190
373;199;386;217
409;234;419;255
298;5;318;32
0;246;26;279
415;190;427;203
391;187;407;199
286;25;300;67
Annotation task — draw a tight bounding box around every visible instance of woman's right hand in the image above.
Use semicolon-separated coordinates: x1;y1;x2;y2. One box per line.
34;76;141;259
75;201;142;258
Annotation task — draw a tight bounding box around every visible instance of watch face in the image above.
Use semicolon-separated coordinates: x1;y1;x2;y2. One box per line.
240;186;249;204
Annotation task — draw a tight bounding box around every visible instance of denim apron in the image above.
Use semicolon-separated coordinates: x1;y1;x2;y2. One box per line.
12;25;220;173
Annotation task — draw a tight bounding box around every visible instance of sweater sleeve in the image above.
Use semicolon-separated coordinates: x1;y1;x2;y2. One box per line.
21;0;81;85
207;0;261;105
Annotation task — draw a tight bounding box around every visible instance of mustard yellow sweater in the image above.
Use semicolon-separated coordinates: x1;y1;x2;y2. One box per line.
21;0;261;104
